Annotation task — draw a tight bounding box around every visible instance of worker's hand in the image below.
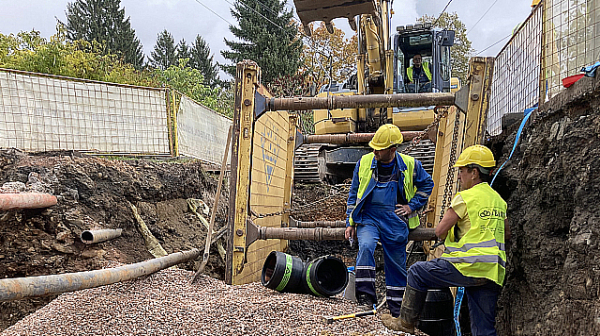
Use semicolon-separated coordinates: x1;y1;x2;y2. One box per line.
395;204;413;217
345;226;356;241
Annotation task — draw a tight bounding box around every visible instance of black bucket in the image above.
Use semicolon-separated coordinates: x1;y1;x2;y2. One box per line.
261;251;305;293
417;288;456;336
303;256;348;297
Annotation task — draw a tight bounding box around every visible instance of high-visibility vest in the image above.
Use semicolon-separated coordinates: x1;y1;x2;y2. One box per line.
349;152;419;229
441;182;507;285
407;62;432;82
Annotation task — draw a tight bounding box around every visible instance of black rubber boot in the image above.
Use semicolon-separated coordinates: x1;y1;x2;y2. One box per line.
382;285;427;333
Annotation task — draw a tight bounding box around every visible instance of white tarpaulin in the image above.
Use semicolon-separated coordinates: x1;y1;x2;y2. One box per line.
0;69;170;154
177;96;232;165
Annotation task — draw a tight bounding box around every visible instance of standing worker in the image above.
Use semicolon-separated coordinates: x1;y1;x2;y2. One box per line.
382;145;510;336
345;124;434;318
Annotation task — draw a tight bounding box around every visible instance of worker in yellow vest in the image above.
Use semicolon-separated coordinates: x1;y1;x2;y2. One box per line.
407;53;432;93
382;145;510;336
345;124;433;317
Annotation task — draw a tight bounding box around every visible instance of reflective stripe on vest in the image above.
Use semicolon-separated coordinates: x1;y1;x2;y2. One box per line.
349;153;419;229
441;182;507;286
407;62;432;82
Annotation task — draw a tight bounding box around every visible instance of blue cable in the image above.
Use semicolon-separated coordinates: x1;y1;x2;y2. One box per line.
454;287;465;336
491;107;536;186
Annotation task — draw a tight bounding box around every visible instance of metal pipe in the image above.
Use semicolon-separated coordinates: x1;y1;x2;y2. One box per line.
80;228;123;244
269;93;454;111
0;193;57;210
290;219;347;228
303;131;423;144
0;249;201;302
259;226;436;242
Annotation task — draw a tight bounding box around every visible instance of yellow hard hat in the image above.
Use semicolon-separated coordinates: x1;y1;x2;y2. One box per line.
454;145;496;168
369;124;403;150
531;0;541;8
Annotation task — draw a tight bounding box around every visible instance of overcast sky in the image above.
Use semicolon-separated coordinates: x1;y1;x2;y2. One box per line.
0;0;533;79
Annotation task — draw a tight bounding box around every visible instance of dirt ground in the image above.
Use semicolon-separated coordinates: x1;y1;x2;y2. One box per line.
0;150;228;331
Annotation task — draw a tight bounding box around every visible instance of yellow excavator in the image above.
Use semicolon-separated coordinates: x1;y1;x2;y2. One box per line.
293;0;460;184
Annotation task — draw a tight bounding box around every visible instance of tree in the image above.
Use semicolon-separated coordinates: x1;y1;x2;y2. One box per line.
299;22;358;89
63;0;144;69
154;59;231;116
0;28;156;86
417;12;474;84
176;38;191;63
222;0;303;83
189;35;220;88
149;30;177;70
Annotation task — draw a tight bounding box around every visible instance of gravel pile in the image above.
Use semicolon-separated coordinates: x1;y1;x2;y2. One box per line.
1;269;415;336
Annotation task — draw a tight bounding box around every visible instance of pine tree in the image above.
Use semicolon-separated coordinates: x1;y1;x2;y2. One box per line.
176;39;191;63
189;35;220;87
64;0;144;69
222;0;303;83
149;30;177;70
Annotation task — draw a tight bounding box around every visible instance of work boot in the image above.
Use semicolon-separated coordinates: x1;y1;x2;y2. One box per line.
356;293;376;311
381;285;427;333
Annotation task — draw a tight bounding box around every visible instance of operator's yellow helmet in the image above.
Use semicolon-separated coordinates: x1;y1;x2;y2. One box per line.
369;124;403;150
454;145;496;168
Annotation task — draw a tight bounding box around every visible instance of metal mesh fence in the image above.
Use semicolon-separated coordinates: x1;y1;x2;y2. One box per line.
0;68;170;155
543;0;600;100
488;4;543;136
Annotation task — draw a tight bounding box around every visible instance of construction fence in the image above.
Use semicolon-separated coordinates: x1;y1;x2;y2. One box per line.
488;0;600;135
0;68;231;166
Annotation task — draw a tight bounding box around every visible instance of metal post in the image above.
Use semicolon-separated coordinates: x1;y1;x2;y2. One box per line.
226;60;259;285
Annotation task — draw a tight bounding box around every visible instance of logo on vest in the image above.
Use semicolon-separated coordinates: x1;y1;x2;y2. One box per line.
478;208;506;220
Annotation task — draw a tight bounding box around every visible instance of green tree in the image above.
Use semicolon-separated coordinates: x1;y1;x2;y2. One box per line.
155;59;231;116
176;38;191;63
189;35;220;87
417;12;473;84
150;30;177;70
63;0;144;69
222;0;303;83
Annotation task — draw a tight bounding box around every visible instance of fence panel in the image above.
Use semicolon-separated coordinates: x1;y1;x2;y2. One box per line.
177;95;232;165
488;4;543;136
0;68;170;155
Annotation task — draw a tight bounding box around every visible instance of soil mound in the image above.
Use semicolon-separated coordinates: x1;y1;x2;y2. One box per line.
0;151;227;330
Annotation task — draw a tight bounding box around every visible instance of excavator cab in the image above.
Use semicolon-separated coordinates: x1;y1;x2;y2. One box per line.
394;24;455;94
392;24;456;131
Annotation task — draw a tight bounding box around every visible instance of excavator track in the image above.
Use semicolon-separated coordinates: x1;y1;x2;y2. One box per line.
294;140;437;184
294;144;323;184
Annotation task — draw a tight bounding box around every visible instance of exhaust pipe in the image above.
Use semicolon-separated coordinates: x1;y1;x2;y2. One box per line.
0;193;57;210
80;229;123;244
0;249;201;302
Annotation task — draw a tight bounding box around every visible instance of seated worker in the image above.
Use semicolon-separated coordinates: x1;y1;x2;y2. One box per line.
406;54;432;93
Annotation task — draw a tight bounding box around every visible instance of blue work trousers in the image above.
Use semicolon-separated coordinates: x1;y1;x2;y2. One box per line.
408;258;502;336
355;204;408;317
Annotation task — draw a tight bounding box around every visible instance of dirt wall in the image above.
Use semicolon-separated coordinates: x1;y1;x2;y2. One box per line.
493;75;600;335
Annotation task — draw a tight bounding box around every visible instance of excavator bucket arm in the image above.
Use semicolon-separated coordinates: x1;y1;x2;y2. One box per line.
293;0;377;35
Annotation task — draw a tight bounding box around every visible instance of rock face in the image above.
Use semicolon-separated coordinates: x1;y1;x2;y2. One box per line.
494;76;600;336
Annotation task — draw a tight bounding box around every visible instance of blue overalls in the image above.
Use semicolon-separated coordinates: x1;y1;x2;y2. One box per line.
355;162;408;317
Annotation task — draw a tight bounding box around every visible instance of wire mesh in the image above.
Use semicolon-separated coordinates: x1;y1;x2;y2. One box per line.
488;4;543;136
544;0;600;100
0;68;170;155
